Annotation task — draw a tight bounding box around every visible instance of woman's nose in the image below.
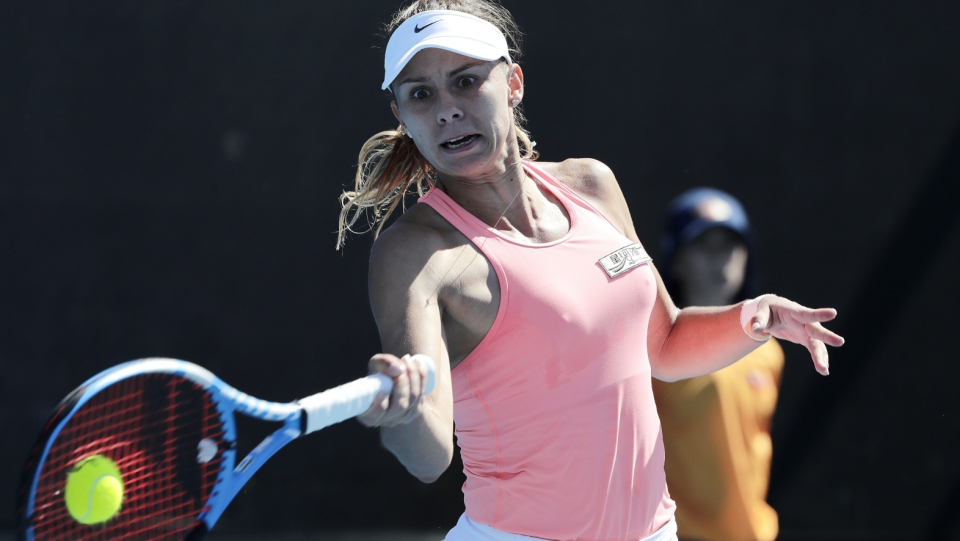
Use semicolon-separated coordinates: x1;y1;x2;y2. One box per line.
436;90;463;124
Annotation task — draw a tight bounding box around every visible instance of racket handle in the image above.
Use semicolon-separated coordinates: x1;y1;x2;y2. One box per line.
297;354;437;435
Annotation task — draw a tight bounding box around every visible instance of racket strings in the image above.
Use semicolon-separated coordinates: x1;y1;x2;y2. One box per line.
29;374;227;540
17;382;92;531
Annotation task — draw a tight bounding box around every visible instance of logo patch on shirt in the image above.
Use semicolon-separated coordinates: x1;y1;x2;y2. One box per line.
598;242;652;278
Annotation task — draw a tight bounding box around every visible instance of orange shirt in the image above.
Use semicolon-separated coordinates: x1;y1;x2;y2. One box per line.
652;339;784;541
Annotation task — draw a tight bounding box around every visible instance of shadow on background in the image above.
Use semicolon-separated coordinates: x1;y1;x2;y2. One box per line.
770;123;960;538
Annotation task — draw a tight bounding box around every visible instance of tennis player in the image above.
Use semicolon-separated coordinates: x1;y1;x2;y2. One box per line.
344;2;845;540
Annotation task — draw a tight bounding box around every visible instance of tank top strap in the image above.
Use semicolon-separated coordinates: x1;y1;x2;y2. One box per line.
417;160;599;238
521;161;626;236
417;185;499;246
520;161;583;203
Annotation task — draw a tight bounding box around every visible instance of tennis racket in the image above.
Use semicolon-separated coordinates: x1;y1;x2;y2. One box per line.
16;355;436;541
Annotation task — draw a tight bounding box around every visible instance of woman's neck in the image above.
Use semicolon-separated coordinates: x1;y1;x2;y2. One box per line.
435;158;572;244
435;156;532;229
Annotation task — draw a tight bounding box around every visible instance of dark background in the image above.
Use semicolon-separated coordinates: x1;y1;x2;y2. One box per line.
2;1;960;538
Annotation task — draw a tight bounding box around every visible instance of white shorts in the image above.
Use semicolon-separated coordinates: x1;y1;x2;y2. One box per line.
442;513;678;541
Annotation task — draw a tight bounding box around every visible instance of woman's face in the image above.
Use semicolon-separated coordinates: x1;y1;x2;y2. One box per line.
671;227;748;307
390;48;523;180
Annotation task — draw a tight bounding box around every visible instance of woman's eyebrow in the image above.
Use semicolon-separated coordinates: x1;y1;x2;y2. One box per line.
448;61;485;77
395;75;428;87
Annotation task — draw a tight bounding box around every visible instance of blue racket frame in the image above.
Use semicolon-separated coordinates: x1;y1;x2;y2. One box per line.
22;358;304;541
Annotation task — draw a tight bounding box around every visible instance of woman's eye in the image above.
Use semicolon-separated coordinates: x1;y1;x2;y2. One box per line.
457;76;477;88
411;88;431;100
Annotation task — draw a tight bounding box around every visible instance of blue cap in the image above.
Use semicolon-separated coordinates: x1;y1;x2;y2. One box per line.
661;187;758;303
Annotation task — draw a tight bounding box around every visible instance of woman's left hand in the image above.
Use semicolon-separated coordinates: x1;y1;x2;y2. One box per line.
747;295;845;375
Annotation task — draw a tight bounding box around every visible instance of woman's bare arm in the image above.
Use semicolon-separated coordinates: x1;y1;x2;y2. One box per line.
359;219;456;483
646;273;843;380
645;267;763;381
548;158;843;382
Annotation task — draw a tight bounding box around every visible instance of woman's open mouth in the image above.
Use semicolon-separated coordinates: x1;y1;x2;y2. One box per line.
441;134;480;150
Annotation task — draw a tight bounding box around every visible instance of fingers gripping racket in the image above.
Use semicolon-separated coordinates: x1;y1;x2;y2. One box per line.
17;355;436;541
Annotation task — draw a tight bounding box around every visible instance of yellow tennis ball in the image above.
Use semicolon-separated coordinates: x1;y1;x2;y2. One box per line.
64;455;124;525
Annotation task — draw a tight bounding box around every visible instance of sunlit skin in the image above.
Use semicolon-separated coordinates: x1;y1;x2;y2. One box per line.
354;48;845;484
672;228;749;308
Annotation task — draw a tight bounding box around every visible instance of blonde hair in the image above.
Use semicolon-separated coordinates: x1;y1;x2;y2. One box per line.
337;0;537;249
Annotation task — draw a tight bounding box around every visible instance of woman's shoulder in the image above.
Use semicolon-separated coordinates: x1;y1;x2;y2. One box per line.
535;158;618;197
368;201;468;278
534;158;636;239
368;201;481;306
372;203;458;256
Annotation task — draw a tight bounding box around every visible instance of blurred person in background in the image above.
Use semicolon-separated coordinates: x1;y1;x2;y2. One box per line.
653;188;783;541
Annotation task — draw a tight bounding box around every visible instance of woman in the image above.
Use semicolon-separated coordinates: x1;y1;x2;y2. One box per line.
340;2;844;540
652;188;783;541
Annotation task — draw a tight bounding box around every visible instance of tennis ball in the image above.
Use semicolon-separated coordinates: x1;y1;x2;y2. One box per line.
64;455;124;525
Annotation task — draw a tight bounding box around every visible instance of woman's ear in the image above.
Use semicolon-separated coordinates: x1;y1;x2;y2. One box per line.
507;63;524;105
391;101;404;128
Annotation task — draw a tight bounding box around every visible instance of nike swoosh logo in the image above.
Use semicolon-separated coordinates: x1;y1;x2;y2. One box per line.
414;20;441;33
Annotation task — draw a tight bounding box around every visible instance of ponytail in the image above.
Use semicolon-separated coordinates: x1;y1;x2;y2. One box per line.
337;127;433;250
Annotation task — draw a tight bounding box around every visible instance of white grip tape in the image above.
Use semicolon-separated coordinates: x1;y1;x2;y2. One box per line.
297;354;437;436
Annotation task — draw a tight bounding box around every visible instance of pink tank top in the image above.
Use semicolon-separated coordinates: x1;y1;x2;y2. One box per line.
419;162;675;541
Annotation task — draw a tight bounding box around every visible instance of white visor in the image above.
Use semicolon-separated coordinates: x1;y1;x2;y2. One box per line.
382;10;512;91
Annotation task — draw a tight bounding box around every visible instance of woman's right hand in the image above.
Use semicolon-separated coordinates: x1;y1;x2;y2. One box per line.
357;353;430;427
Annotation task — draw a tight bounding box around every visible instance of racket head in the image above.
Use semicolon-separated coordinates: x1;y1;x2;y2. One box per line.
17;358;238;541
